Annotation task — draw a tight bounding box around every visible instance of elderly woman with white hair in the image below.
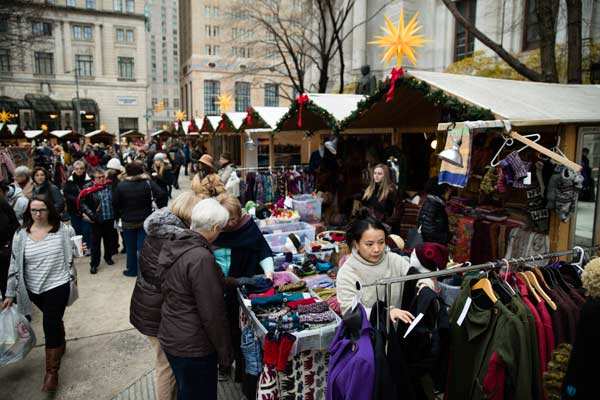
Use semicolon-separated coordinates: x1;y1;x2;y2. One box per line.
157;198;232;400
14;165;34;199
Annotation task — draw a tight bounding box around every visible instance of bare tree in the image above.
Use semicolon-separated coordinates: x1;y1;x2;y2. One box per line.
228;0;384;95
0;0;55;52
440;0;584;83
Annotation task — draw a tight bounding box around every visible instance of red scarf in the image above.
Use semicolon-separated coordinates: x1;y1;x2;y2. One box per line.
76;179;112;211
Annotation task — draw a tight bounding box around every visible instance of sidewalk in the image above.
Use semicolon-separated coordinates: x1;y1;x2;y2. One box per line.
0;171;244;399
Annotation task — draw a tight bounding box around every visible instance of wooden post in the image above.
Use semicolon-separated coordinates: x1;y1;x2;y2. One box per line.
549;125;578;251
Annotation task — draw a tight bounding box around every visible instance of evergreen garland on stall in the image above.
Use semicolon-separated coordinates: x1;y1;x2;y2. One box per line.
339;75;495;131
275;98;338;133
217;114;237;133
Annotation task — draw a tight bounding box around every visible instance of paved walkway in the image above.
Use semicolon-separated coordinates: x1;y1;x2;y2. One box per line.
0;171;246;399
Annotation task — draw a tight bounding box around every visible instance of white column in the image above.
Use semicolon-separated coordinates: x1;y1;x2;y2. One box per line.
104;23;114;77
95;24;104;76
63;21;73;73
55;21;65;75
351;0;367;70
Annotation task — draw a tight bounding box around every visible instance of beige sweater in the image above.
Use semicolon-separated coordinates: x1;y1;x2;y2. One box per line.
336;249;435;315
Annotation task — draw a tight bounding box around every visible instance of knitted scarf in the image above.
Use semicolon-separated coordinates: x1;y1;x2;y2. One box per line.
76;179;112;210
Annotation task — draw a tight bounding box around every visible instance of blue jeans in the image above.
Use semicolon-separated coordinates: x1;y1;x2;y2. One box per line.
165;352;217;400
70;213;91;249
122;227;146;275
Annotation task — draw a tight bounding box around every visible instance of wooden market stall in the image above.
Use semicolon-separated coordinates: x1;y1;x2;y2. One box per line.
120;129;145;144
339;69;600;252
238;106;289;169
0;123;26;145
85;129;115;145
210;112;246;165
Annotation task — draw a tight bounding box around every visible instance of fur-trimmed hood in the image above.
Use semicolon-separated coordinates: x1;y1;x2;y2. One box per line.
123;173;151;182
144;207;188;237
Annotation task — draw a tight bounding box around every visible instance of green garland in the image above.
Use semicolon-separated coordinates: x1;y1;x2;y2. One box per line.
275;99;338;132
339;75;495;130
218;114;237;133
243;108;268;130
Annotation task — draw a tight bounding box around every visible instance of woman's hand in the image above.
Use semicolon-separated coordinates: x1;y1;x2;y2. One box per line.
390;308;415;324
1;297;14;309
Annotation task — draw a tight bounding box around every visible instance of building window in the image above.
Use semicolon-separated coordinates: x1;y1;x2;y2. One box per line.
0;16;8;34
72;25;93;41
204;80;220;115
453;0;477;61
205;25;220;37
126;29;134;42
205;45;219;56
0;49;9;73
523;0;540;50
118;117;138;134
233;47;251;58
173;98;179;108
67;0;76;6
204;6;219;17
151;97;157;106
126;0;134;13
264;83;279;107
32;21;52;37
34;52;53;75
113;0;122;11
118;57;134;80
85;0;96;9
75;54;93;77
116;28;134;43
235;82;251;112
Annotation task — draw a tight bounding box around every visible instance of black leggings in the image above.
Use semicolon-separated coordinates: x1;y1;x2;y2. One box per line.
28;282;70;348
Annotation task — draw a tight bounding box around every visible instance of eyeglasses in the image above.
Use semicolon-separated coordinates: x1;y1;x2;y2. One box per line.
31;208;48;214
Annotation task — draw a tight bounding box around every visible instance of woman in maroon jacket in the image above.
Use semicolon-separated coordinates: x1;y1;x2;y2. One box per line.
157;198;232;400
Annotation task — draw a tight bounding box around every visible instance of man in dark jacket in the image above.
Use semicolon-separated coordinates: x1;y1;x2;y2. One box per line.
417;177;451;245
113;161;166;277
64;160;92;253
79;169;117;274
158;198;232;400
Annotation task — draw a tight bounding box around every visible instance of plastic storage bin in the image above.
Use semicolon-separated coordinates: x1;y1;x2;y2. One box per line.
262;222;316;254
291;195;322;223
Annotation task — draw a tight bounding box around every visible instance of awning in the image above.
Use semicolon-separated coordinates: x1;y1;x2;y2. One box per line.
240;106;288;130
24;130;44;139
24;94;58;113
277;94;366;132
73;98;98;114
0;96;30;113
50;130;74;138
216;112;246;134
407;70;600;126
55;100;74;111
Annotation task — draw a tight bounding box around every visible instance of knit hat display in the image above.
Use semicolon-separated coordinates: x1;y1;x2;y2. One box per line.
414;243;449;271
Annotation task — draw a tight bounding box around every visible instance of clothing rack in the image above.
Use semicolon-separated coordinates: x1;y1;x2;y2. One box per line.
357;245;599;333
235;163;309;172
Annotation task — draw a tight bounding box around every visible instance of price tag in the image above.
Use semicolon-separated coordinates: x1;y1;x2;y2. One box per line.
403;313;424;338
524;172;532;185
284;196;294;209
456;297;472;326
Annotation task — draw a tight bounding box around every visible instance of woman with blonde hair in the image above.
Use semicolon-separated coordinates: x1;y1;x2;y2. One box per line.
360;163;397;222
130;190;205;400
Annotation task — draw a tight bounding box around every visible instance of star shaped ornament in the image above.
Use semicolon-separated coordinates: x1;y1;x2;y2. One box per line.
216;94;233;112
175;110;186;121
370;9;427;66
0;110;11;123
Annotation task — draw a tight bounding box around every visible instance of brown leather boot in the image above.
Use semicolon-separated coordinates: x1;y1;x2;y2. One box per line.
41;347;61;392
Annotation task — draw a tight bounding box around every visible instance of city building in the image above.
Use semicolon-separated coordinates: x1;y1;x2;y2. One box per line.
0;0;148;134
178;0;291;121
347;0;600;82
145;0;180;131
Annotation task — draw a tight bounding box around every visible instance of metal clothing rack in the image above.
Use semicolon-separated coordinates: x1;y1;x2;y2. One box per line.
358;245;599;333
235;163;309;172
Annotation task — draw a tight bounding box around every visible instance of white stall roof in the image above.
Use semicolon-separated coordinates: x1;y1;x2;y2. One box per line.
203;116;221;131
251;107;289;129
224;112;247;130
50;130;73;138
307;93;366;122
24;130;43;138
407;70;600;126
85;130;114;137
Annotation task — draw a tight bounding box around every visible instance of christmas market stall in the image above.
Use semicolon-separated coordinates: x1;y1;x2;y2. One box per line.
238;106;289;169
0;122;26;145
85;129;115;145
212;111;246;165
120;129;145;144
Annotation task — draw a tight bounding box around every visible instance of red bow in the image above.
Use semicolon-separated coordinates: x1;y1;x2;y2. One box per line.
245;107;253;127
188;119;198;133
218;118;226;131
296;94;309;128
386;67;405;103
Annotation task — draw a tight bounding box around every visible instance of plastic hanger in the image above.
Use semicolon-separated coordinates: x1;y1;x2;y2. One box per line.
490;133;542;167
472;276;498;304
572;246;585;272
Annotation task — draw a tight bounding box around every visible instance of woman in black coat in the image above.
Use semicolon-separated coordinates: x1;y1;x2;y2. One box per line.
32;167;65;219
416;177;451;245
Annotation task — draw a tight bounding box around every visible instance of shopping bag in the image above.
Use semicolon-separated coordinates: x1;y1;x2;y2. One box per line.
0;307;36;367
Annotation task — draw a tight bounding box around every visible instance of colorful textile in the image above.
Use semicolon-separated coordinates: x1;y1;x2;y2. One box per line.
438;126;472;188
297;301;330;315
448;214;475;263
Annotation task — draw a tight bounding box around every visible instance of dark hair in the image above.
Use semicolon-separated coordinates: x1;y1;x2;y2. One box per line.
346;208;388;246
125;161;144;176
32;167;50;183
23;195;61;233
583;147;590;153
424;176;449;197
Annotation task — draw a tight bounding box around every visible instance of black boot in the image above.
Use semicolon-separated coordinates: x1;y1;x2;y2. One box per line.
90;265;98;274
104;258;114;265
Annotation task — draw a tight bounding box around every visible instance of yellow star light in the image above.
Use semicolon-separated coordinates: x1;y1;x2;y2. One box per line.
0;110;11;123
369;9;427;66
216;94;233;112
175;110;186;121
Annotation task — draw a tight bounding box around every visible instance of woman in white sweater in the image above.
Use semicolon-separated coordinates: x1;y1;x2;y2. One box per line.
337;215;432;324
